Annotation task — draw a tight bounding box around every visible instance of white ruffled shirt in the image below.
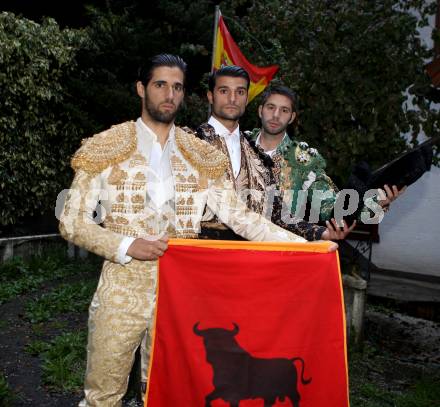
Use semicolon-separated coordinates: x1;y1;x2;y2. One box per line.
116;118;175;264
208;116;241;178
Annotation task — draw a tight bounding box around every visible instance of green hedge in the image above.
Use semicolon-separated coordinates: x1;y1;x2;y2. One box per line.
0;12;89;226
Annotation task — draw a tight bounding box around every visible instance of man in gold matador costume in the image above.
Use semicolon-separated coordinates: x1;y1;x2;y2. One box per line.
59;54;331;406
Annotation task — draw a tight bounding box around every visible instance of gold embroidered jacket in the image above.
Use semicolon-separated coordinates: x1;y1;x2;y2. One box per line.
59;121;305;263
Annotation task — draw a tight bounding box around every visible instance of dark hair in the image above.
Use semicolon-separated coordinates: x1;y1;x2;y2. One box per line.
137;54;187;87
208;65;250;92
260;85;297;113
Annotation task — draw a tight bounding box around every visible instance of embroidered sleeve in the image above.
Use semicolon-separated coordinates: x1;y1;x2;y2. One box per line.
59;170;126;263
206;176;306;242
308;174;339;222
270;192;326;240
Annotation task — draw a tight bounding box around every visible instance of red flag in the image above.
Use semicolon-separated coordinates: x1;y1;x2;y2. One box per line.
146;240;349;407
213;12;279;102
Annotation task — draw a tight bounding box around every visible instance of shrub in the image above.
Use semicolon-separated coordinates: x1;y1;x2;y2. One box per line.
0;12;89;226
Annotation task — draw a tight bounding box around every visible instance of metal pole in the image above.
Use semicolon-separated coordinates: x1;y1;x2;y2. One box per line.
208;5;220;119
211;5;220;73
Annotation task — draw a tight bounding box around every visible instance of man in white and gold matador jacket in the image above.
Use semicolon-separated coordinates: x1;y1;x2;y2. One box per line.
59;54;309;407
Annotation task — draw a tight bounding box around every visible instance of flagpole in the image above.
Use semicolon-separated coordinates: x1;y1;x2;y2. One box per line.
211;5;220;73
208;5;220;118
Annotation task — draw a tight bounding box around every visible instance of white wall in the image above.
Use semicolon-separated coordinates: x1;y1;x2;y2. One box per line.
370;167;440;277
365;2;440;277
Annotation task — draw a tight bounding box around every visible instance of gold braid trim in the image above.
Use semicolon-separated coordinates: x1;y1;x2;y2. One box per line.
71;121;137;174
175;127;228;179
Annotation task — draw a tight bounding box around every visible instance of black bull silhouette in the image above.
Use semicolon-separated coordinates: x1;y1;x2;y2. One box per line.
193;322;311;407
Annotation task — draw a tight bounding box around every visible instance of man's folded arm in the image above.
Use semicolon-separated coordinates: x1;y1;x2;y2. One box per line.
206;177;307;243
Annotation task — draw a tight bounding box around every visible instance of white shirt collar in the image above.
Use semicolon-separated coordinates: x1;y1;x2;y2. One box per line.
137;117;175;146
208;116;240;138
135;117;175;209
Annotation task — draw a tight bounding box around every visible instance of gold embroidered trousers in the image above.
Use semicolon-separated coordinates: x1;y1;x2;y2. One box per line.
79;259;157;407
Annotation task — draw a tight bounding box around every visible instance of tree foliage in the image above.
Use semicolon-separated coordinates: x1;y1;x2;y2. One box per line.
224;0;438;182
0;12;89;225
67;0;215;132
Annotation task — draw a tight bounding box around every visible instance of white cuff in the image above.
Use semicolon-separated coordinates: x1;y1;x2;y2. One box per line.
116;236;136;265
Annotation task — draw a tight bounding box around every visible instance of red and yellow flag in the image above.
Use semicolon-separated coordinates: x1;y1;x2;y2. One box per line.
146;240;349;407
213;12;279;102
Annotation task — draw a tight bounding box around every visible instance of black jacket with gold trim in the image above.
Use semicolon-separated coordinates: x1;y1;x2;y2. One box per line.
195;123;325;241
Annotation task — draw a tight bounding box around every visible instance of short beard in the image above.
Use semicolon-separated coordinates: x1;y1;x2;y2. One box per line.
262;122;288;136
212;102;244;122
216;111;242;121
144;96;180;124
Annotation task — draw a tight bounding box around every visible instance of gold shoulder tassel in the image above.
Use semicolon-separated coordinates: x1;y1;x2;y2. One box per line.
175;127;228;179
71;121;137;174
